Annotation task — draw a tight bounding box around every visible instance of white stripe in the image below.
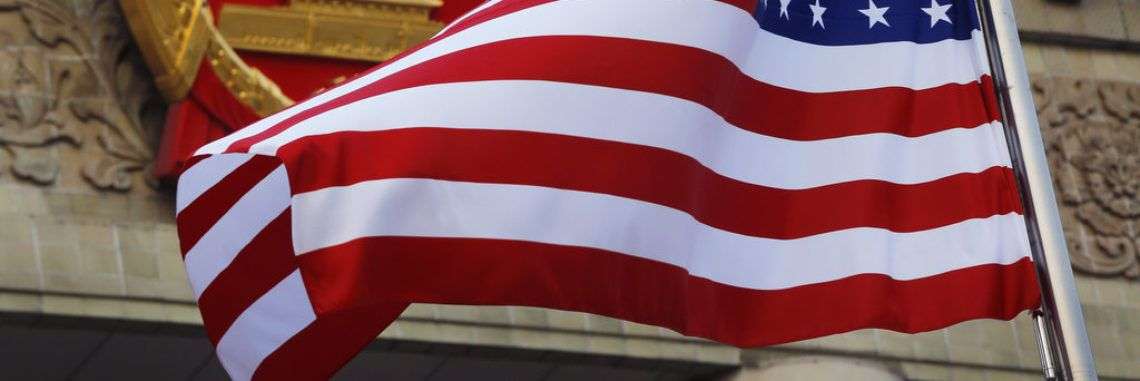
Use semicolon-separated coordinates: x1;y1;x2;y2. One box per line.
216;270;315;381
176;153;254;214
252;81;1009;190
184;165;291;298
292;179;1031;290
196;0;988;155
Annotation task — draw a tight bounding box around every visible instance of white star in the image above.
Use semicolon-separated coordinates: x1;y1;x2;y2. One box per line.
779;0;791;19
858;0;890;28
921;0;953;28
809;0;826;28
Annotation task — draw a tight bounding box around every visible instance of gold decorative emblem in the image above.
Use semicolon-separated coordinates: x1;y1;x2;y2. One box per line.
203;22;295;117
219;0;444;63
118;0;210;102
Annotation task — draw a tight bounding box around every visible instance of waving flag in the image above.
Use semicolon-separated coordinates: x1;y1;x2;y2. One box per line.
176;0;1042;379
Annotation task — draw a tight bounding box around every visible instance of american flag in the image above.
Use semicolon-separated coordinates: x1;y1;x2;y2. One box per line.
176;0;1042;379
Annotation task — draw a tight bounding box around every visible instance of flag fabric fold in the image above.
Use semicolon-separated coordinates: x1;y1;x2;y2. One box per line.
176;0;1041;379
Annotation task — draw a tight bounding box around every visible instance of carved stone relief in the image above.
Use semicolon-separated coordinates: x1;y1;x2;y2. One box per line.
0;0;162;192
1037;77;1140;279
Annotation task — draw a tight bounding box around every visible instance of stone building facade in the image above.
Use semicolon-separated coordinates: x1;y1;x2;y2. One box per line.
0;0;1137;379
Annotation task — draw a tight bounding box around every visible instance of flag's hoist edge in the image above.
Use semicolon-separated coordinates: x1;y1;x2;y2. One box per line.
175;0;1042;379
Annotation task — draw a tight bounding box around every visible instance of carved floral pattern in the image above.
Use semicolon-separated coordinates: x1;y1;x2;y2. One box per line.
0;0;161;191
1039;77;1140;279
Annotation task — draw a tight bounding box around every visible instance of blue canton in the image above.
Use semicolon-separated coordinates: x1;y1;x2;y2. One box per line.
752;0;980;45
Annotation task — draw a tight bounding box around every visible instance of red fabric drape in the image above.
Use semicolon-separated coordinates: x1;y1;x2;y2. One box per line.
154;60;260;182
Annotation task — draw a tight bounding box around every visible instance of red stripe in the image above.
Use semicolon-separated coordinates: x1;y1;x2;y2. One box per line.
717;0;759;13
176;156;281;256
439;0;555;37
279;128;1023;239
337;0;748;89
197;210;296;344
298;237;1041;347
226;35;996;153
252;302;408;381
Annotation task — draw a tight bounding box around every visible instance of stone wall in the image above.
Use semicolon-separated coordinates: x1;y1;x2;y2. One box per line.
1013;0;1140;44
0;0;1137;380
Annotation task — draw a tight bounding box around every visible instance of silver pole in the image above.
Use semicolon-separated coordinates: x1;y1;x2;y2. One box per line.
974;0;1098;379
1033;310;1059;380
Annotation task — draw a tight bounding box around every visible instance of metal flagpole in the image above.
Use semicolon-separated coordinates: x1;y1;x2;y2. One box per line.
974;0;1098;379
